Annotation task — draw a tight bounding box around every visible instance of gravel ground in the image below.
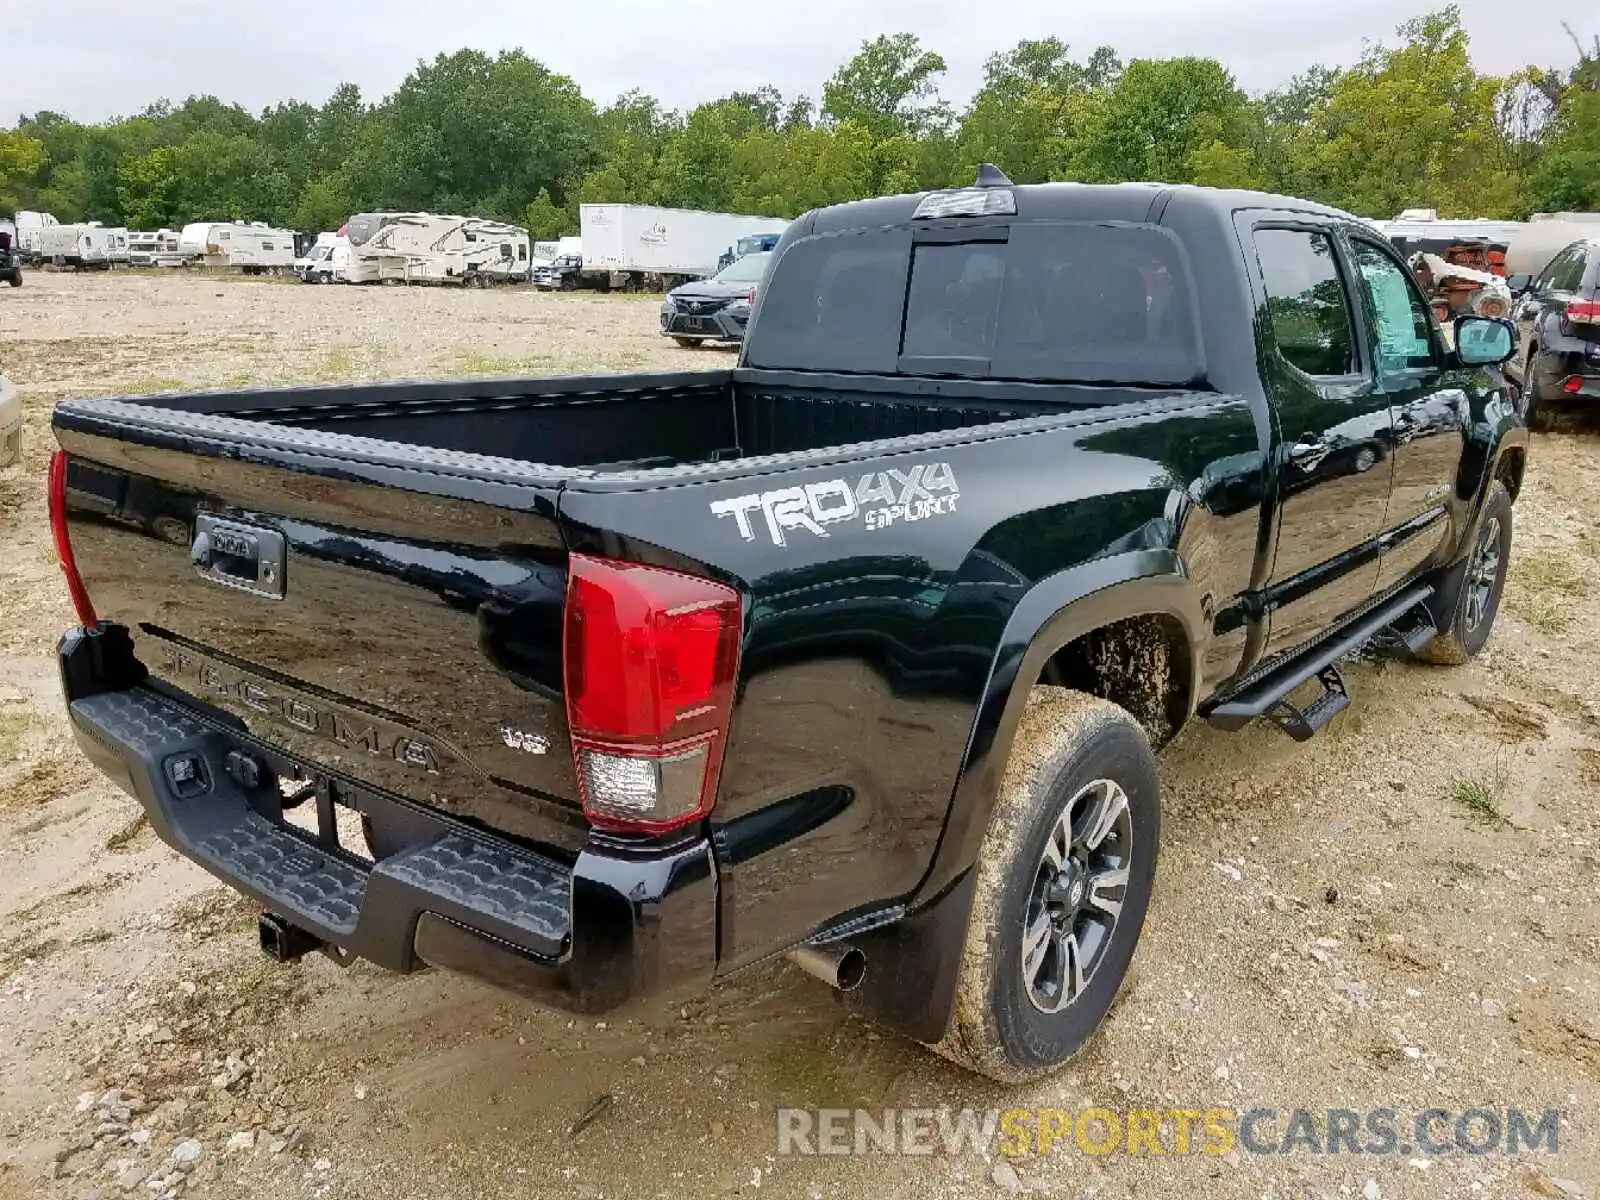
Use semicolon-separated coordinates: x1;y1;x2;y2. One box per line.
1;270;1597;1200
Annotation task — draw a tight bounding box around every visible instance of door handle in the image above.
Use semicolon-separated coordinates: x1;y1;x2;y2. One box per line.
1289;438;1330;472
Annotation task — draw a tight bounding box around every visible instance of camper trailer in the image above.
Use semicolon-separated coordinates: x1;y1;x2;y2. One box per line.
187;222;298;273
176;222;216;262
14;211;58;263
343;213;531;285
38;223;116;268
127;230;184;267
100;227;132;265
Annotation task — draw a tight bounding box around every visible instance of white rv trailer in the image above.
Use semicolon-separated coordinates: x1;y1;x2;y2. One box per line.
127;229;184;267
14;211;58;262
192;222;298;273
176;222;216;261
342;213;531;285
38;222;116;268
101;226;131;265
578;204;790;289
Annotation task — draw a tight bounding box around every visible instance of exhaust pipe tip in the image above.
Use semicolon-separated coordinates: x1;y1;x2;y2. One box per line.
788;943;866;992
835;946;866;991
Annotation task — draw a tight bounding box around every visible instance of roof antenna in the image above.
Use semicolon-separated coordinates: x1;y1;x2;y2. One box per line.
975;163;1014;188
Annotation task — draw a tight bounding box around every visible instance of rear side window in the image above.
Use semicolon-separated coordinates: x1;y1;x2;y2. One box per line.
747;230;910;374
1254;229;1356;377
747;222;1203;385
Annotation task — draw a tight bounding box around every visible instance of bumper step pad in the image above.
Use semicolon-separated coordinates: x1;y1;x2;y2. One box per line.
69;687;572;965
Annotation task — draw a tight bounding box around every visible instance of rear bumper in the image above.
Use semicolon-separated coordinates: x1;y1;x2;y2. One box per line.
59;629;718;1013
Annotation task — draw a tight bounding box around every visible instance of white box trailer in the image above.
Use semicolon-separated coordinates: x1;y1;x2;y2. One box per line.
578;204;789;289
343;213;531;285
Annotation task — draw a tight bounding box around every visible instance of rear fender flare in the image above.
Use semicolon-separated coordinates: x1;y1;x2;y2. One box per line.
843;550;1205;1045
919;549;1206;901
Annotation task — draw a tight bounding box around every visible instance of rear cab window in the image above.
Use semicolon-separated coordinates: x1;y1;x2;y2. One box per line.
745;220;1205;387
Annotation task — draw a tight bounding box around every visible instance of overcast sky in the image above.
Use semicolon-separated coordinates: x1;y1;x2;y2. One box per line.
6;0;1597;125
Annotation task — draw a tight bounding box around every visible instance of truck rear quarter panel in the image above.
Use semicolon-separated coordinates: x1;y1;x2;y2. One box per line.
557;395;1268;970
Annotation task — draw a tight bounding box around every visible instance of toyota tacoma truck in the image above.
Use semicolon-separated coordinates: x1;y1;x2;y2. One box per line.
50;168;1527;1082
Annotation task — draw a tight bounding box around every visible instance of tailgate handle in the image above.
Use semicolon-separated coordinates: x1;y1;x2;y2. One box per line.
192;515;286;600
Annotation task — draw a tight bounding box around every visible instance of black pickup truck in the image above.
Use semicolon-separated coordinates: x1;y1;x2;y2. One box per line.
50;169;1527;1082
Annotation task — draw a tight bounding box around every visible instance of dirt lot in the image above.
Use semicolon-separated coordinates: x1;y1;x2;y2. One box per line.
1;270;1597;1200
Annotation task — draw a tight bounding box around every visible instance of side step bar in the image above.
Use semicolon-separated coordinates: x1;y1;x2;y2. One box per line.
1205;583;1436;740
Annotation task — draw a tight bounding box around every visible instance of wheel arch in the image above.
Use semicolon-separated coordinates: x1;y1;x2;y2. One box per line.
924;549;1205;899
841;549;1204;1044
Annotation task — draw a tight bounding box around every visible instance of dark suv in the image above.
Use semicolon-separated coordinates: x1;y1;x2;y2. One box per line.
1507;236;1600;424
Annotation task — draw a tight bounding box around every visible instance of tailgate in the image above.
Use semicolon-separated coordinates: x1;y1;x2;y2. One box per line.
53;400;587;857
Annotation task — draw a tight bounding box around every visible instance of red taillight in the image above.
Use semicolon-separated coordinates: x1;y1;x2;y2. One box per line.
746;287;756;305
1564;375;1583;395
48;450;99;629
563;554;741;834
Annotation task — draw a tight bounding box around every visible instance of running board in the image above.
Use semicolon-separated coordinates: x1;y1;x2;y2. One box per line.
1205;584;1436;739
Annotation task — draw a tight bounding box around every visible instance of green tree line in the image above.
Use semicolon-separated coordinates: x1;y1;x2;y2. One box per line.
2;6;1596;239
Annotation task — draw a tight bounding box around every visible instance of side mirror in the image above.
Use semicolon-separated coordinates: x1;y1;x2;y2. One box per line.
1505;273;1531;296
1454;315;1516;366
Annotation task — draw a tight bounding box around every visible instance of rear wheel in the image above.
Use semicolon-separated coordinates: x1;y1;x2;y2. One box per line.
1416;482;1512;665
931;688;1160;1082
1522;345;1556;431
5;270;20;288
672;337;701;349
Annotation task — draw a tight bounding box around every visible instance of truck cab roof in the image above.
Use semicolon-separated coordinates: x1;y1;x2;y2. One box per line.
799;179;1359;237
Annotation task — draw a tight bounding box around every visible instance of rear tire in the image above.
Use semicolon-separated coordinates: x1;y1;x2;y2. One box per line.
5;271;19;288
1522;346;1555;431
1416;482;1513;665
930;688;1160;1082
672;337;701;348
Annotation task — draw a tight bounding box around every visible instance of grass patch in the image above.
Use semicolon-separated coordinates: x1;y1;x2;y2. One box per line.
1448;768;1509;826
453;350;532;376
1521;601;1570;635
311;346;359;381
1508;555;1584;637
114;377;188;397
0;711;33;765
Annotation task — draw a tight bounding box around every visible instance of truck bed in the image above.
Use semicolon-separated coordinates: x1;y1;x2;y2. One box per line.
82;368;1107;476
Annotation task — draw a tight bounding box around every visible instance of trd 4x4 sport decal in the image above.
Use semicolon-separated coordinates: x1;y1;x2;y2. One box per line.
710;462;959;547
